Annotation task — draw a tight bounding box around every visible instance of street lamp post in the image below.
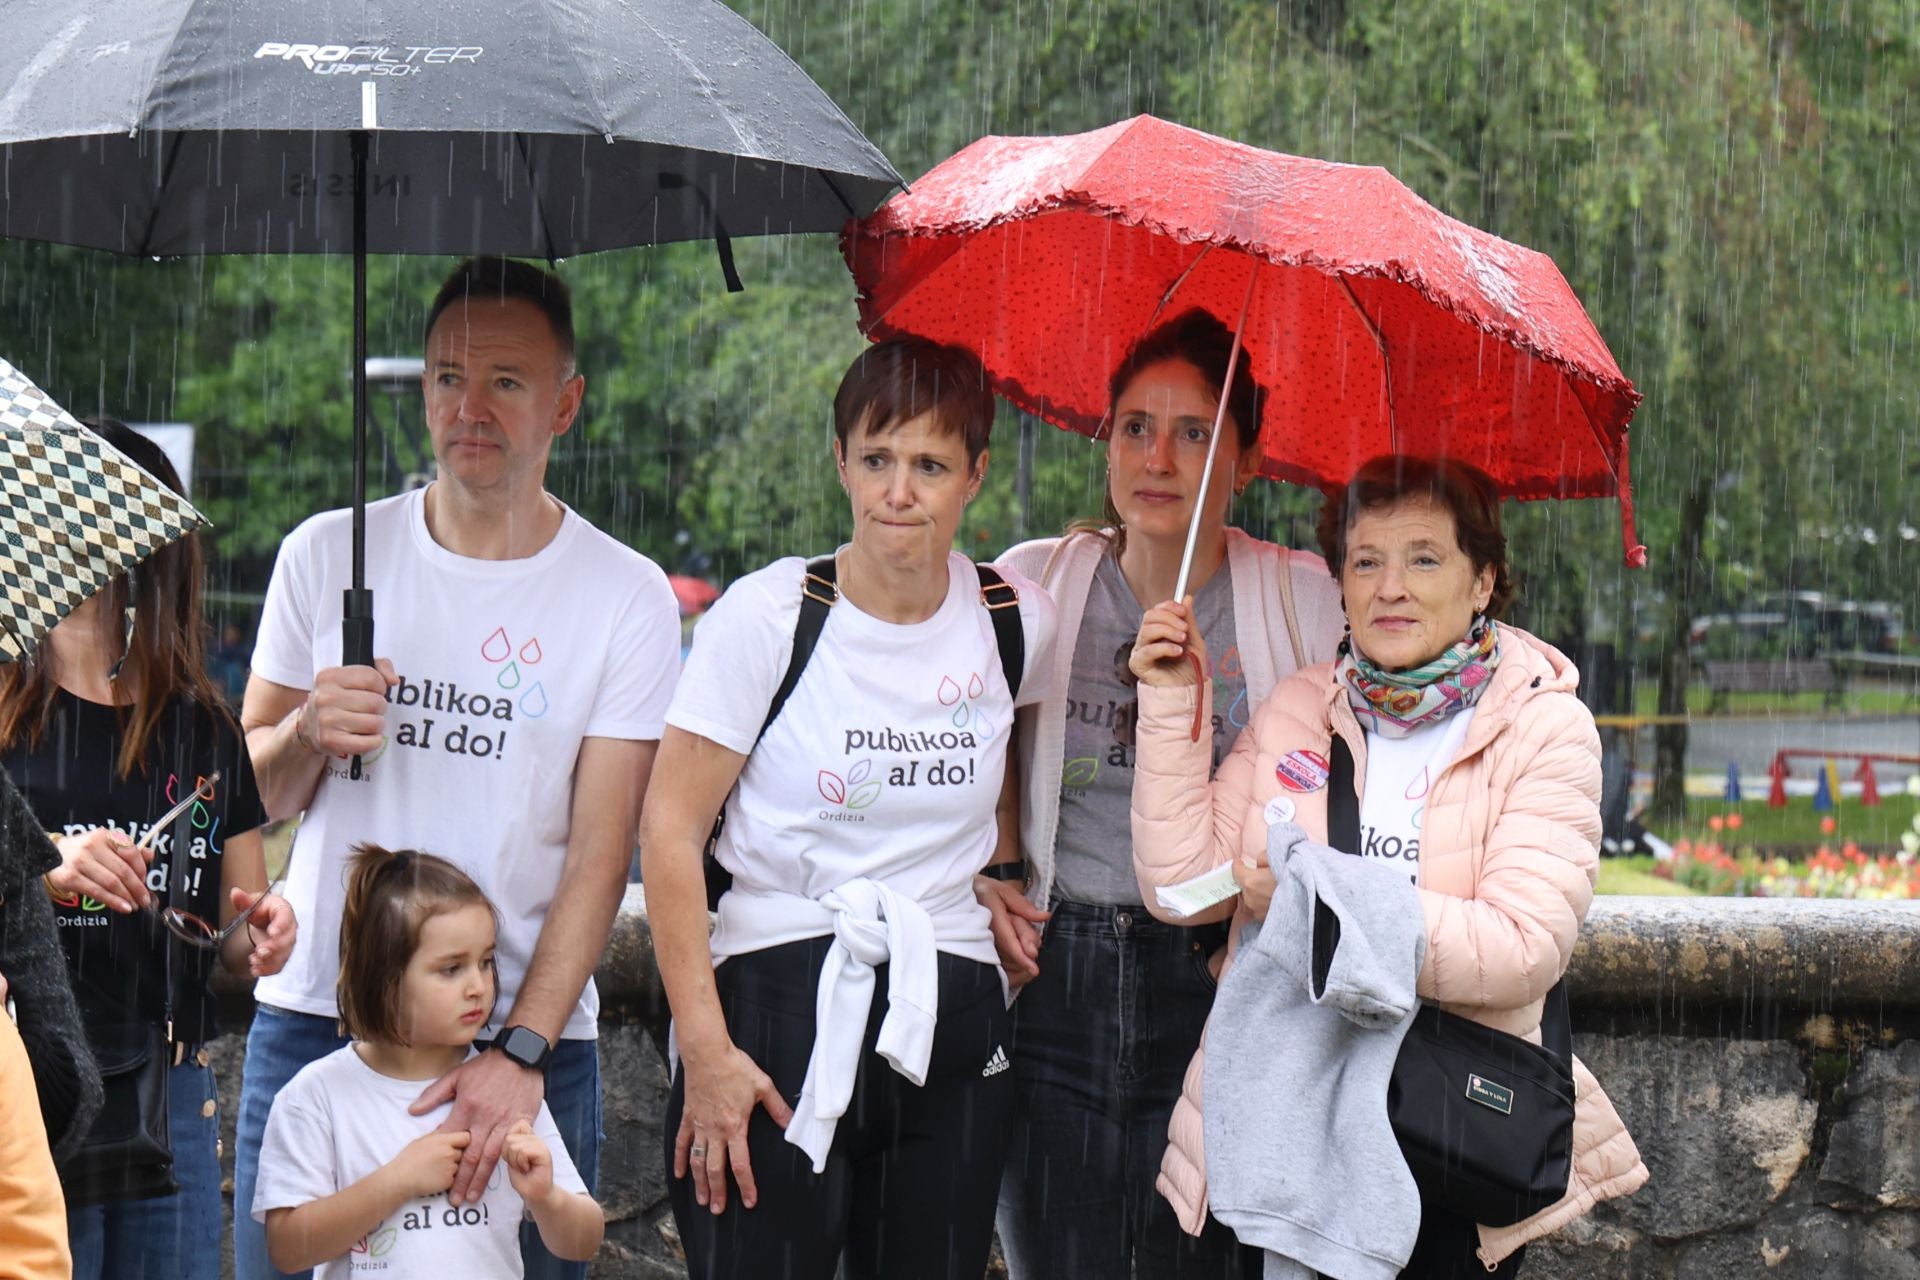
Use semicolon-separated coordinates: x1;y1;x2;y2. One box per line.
363;356;427;491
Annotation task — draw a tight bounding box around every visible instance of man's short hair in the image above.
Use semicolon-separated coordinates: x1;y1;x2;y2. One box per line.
424;257;576;375
833;338;995;465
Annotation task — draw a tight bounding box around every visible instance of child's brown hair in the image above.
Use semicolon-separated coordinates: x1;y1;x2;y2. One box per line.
336;845;498;1046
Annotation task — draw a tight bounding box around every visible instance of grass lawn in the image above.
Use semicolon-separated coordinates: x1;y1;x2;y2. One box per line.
1632;681;1918;718
1669;794;1920;851
1596;856;1700;895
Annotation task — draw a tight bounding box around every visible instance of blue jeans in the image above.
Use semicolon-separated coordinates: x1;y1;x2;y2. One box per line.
235;1004;602;1280
67;1057;223;1280
996;902;1257;1280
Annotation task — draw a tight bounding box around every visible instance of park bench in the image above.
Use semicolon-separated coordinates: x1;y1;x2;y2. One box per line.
1698;658;1846;712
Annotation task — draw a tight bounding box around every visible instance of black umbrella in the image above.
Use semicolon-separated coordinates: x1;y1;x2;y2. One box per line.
0;0;901;770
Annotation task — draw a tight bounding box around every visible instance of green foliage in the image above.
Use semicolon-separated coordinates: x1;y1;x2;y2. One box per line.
0;0;1911;651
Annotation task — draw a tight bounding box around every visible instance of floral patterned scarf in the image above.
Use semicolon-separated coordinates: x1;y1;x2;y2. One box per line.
1335;618;1502;738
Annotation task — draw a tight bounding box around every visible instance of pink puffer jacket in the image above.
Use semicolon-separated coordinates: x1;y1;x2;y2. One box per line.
1131;626;1648;1269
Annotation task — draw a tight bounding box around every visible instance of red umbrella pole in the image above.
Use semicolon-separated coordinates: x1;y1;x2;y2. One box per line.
1171;268;1258;741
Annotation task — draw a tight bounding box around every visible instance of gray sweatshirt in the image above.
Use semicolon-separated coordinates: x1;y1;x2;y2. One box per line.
1203;821;1427;1280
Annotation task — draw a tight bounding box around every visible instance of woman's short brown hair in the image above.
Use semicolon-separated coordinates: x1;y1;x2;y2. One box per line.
1316;456;1516;619
336;845;497;1046
833;338;995;465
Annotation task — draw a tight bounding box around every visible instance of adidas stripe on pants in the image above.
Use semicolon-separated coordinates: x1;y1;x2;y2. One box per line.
665;936;1015;1280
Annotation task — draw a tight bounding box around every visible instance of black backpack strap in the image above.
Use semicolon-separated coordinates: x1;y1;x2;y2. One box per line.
704;556;838;910
975;564;1024;702
755;556;838;746
1326;733;1361;856
1326;731;1574;1056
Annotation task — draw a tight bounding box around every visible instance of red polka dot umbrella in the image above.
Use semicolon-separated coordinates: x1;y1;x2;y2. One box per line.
843;116;1645;569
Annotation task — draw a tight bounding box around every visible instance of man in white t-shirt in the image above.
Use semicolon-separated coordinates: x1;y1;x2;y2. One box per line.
234;258;679;1280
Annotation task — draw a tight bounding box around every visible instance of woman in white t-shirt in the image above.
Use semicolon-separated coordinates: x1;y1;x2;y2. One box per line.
640;339;1055;1280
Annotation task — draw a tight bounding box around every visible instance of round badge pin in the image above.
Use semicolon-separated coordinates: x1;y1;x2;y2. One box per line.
1263;796;1297;826
1274;749;1330;793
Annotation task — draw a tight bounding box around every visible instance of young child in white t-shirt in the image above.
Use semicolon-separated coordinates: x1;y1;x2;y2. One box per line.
253;846;603;1276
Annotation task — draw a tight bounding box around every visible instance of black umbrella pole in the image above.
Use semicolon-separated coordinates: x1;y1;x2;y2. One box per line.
344;130;375;780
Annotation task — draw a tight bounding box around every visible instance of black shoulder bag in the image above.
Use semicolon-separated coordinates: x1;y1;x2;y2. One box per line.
1326;735;1576;1228
702;557;1024;910
59;808;186;1205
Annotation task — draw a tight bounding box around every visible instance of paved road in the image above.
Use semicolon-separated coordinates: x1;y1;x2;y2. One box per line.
1638;714;1920;789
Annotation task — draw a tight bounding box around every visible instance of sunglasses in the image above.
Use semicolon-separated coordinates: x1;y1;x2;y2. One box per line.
143;772;282;951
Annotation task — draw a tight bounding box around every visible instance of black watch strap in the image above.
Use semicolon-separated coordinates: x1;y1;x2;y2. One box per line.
980;861;1027;884
498;1025;553;1071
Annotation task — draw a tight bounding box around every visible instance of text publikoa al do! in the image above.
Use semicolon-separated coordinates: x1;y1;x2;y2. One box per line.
386;674;522;762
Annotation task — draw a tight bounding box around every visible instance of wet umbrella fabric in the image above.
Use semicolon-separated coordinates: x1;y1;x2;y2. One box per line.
0;0;902;259
0;0;903;770
844;115;1646;564
0;357;207;663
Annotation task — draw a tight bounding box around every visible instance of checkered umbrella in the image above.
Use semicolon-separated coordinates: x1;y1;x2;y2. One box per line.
0;356;207;662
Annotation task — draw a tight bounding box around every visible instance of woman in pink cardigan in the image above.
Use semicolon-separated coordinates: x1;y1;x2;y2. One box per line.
1129;456;1646;1277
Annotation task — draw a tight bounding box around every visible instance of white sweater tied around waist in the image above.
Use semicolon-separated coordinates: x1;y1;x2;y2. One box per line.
711;877;974;1171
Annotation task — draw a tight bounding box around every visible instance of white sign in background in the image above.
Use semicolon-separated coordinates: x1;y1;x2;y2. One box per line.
132;422;195;496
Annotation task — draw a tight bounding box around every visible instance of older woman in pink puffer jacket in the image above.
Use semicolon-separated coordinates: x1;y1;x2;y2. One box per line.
1129;457;1647;1277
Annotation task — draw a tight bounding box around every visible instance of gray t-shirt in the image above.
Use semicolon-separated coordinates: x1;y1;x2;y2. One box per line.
1053;552;1245;904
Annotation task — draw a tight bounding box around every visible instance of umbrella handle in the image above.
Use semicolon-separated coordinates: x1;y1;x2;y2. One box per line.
342;589;375;780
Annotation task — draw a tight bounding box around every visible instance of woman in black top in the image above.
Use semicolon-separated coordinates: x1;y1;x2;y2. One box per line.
0;420;296;1280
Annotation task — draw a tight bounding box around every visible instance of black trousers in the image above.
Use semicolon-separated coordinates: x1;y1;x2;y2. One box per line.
997;902;1255;1280
665;937;1014;1280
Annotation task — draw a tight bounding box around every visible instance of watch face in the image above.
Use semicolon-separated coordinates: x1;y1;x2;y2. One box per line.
503;1027;547;1064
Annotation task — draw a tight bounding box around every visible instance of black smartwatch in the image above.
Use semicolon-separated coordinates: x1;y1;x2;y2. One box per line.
498;1025;553;1072
980;861;1027;884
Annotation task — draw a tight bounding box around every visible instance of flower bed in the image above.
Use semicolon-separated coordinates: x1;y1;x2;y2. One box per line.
1648;799;1920;898
1657;837;1920;899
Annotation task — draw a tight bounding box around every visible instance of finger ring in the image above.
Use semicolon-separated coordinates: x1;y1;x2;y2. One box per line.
690;1143;707;1157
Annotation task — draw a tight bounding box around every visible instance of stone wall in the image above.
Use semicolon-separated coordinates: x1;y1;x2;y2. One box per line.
1521;900;1920;1279
209;893;1920;1278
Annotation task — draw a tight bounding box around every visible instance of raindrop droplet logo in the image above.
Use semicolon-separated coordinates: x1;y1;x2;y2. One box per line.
519;682;549;719
817;758;883;820
937;672;994;738
478;627;552;718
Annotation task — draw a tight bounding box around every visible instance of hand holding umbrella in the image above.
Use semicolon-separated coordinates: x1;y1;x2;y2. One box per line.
293;658;402;763
1131;596;1211;697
